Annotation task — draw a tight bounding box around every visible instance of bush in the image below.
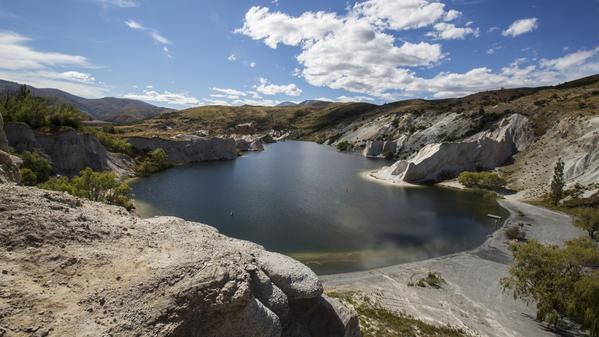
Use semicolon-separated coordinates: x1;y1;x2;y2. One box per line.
1;85;84;129
505;225;526;241
40;168;132;209
408;271;446;289
19;151;53;185
502;238;599;335
82;127;133;154
574;208;599;241
382;149;395;160
458;171;506;190
136;148;171;176
336;141;350;151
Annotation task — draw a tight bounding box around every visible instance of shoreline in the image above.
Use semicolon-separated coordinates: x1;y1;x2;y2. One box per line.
321;193;585;337
359;169;422;187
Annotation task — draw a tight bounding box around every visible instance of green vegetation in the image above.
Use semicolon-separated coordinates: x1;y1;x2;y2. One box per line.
1;85;84;129
40;167;132;209
408;271;446;289
336;141;350;151
328;292;467;337
574;208;599;241
550;158;565;205
82;127;133;154
382;149;395;160
502;238;599;336
457;171;506;190
19;151;53;185
136;148;171;176
505;225;526;241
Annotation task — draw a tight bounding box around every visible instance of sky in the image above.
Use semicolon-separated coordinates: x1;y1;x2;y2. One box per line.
0;0;598;108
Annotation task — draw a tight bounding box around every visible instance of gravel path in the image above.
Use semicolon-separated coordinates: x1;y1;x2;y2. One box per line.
322;194;586;337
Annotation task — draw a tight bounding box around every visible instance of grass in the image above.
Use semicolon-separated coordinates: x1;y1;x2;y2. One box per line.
328;291;469;337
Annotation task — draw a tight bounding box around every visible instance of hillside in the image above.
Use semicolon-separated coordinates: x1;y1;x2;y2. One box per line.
0;79;172;123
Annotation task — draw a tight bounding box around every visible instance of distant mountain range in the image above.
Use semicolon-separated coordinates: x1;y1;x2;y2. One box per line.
0;79;173;123
276;100;333;107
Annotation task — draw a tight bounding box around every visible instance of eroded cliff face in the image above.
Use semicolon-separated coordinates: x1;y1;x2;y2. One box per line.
4;122;135;177
0;113;20;183
373;114;534;183
0;184;360;337
127;136;238;164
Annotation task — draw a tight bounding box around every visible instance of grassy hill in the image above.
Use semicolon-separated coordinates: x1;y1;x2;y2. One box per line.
119;74;599;140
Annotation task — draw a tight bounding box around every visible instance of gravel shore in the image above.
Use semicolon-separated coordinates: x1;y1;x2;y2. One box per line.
322;194;586;337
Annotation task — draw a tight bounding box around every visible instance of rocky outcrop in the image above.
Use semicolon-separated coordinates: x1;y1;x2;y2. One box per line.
0;184;360;337
0;113;20;183
234;135;265;152
375;114;534;183
128;136;238;164
362;140;397;158
4;122;135;177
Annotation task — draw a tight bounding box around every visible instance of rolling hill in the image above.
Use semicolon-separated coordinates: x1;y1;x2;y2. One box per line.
0;79;173;123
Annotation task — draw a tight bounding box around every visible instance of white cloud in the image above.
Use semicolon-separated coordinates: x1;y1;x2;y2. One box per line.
249;62;256;68
124;89;199;106
236;1;450;98
211;87;247;97
337;95;375;102
0;31;105;97
502;18;538;37
539;48;599;71
443;9;461;21
488;26;499;32
100;0;138;8
427;22;479;40
125;20;172;56
228;53;238;61
256;78;302;96
486;43;502;55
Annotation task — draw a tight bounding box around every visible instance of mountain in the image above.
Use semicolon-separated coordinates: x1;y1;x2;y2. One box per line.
276;101;298;107
0;79;173;123
298;100;333;107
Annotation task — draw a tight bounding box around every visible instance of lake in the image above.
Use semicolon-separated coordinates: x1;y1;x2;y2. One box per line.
132;140;508;275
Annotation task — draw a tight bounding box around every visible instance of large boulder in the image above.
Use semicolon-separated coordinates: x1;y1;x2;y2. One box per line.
375;114;534;183
258;251;323;300
4;122;40;153
0;185;359;337
128;136;238;164
0;150;20;183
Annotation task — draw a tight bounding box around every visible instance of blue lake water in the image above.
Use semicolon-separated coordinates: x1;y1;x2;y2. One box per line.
132;140;507;274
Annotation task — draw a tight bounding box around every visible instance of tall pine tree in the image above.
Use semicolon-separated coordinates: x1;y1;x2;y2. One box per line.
550;158;565;205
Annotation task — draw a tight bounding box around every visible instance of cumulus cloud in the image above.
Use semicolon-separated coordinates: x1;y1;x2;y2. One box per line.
337;95;375;102
211;87;247;97
99;0;138;8
249;62;256;68
236;1;450;98
256;78;302;96
228;53;238;61
427;22;479;40
124;89;199;106
502;18;538;37
0;31;105;97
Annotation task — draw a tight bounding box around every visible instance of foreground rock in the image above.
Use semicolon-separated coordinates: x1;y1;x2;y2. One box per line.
0;113;20;183
374;114;534;183
4;122;134;177
0;184;359;337
127;136;238;164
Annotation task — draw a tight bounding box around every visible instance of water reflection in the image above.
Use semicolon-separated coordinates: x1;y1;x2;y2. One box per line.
132;141;507;274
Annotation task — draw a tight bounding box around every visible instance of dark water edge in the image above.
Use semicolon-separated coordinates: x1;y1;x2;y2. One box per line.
132;140;509;275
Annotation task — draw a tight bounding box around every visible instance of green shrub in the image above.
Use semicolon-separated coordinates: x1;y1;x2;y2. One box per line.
136;148;171;176
336;141;350;151
40;167;132;209
1;85;84;129
505;225;526;241
382;149;395;160
574;208;599;241
82;127;133;154
502;238;599;335
19;168;38;186
19;151;53;184
458;171;506;190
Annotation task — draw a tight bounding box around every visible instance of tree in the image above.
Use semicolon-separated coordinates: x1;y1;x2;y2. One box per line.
550;158;565;205
574;208;599;241
502;238;599;335
458;171;506;190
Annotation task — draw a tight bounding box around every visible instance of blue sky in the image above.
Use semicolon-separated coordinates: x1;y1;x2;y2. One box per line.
0;0;598;108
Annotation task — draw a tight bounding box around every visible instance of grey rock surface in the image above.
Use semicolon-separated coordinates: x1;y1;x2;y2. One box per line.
258;251;324;300
0;184;357;337
128;136;237;163
0;112;8;152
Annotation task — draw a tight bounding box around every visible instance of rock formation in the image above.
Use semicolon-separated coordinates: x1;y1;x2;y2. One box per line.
4;122;135;177
374;114;534;183
127;136;238;164
0;113;20;183
0;184;360;337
